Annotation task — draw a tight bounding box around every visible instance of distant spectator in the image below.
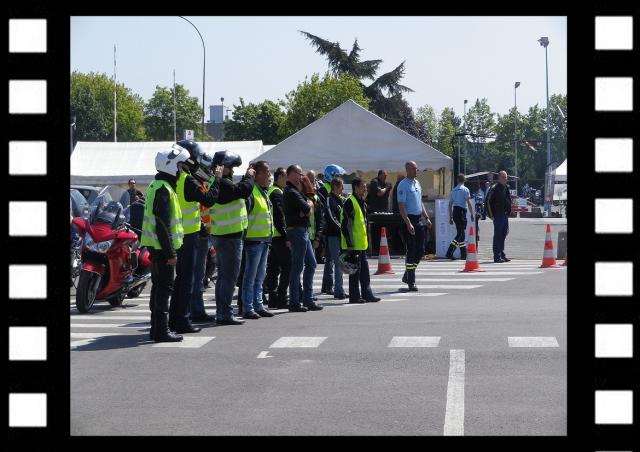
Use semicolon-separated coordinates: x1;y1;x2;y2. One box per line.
127;179;144;203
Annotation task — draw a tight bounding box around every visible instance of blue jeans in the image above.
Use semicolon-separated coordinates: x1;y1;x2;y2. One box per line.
288;227;317;307
212;237;243;321
189;236;210;317
492;214;509;260
323;235;344;296
242;241;270;313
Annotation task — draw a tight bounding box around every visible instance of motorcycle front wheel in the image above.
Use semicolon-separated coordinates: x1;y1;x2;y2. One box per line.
76;271;100;313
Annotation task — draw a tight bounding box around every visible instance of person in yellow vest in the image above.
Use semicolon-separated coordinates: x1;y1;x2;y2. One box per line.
240;160;277;319
167;140;220;334
209;150;255;325
263;167;291;309
340;177;380;303
141;147;190;343
190;151;223;323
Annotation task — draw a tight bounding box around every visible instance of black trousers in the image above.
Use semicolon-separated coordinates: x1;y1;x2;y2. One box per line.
452;207;467;250
263;237;291;301
349;250;374;301
149;249;175;329
370;224;382;256
404;215;425;286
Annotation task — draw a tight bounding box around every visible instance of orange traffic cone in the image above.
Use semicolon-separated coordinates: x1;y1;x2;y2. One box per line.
540;224;561;268
460;225;485;273
374;227;395;275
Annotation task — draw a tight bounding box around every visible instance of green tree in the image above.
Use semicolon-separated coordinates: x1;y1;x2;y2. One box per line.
144;84;209;141
279;73;369;138
70;71;146;141
415;104;439;146
300;31;426;140
435;108;460;158
224;99;286;144
463;98;497;174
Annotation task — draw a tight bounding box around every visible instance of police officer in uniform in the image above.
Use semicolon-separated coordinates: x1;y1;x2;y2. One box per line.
168;140;220;334
209;151;255;325
142;147;190;343
397;161;432;292
446;173;475;260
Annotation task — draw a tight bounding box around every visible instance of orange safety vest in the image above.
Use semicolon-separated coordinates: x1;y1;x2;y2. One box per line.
198;180;212;234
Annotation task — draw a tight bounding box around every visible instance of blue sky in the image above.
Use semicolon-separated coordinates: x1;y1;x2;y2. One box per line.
71;16;566;119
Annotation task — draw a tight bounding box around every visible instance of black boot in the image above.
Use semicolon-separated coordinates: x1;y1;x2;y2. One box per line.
154;313;183;343
402;271;407;284
460;246;467;260
149;312;156;341
445;243;457;260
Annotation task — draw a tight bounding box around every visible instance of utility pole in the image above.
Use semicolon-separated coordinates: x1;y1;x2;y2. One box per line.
113;44;117;142
173;69;177;142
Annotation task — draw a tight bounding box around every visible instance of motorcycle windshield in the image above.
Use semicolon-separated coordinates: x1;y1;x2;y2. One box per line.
119;191;131;223
89;193;113;224
94;201;126;229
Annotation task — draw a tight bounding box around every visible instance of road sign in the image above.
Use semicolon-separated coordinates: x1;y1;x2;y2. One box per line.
184;129;194;140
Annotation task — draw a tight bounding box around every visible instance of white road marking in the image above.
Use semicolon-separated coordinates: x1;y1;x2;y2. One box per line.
369;285;482;290
388;336;441;347
257;351;273;358
508;337;559;347
269;337;327;348
377;292;448;297
70;323;148;329
389;272;543;276
152;336;215;348
380;298;409;301
443;349;465;436
70;315;150;321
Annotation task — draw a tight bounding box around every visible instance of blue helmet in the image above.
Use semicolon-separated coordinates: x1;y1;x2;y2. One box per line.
323;164;346;183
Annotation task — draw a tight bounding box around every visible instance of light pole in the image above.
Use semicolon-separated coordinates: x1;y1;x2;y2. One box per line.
514;81;520;195
463;99;468;174
538;36;551;214
179;16;205;140
220;97;224;140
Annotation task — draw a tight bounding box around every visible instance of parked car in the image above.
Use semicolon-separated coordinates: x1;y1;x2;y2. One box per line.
71;185;102;206
70;188;89;218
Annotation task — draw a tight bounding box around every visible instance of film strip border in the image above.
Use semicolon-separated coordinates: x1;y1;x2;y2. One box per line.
590;2;639;450
7;11;70;437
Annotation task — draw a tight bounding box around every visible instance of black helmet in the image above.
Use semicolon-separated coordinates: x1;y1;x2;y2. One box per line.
213;150;242;168
175;140;203;167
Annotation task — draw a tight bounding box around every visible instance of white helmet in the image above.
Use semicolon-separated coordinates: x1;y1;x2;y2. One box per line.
155;148;190;176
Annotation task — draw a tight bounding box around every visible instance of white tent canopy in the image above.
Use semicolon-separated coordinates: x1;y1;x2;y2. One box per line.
70;141;266;186
553;158;567;181
257;100;453;173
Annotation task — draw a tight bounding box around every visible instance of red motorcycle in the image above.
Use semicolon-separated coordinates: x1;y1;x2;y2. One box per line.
71;190;151;313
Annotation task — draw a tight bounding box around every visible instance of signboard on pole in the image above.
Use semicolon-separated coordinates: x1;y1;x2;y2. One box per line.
184;129;194;140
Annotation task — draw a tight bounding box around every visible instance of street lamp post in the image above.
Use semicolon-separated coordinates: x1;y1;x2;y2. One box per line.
179;16;205;140
463;99;468;174
220;97;225;140
514;82;520;195
538;36;551;214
